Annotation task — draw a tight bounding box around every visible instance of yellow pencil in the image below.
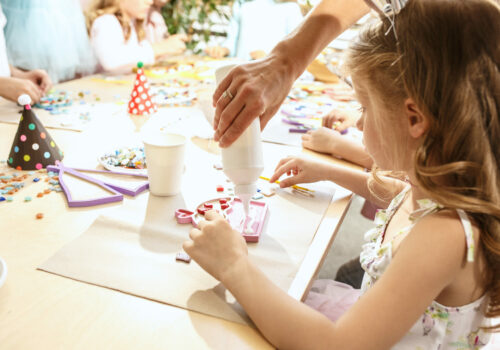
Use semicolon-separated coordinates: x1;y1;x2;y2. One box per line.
259;176;315;193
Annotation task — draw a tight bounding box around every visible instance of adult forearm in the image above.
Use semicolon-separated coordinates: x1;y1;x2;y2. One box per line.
270;0;369;79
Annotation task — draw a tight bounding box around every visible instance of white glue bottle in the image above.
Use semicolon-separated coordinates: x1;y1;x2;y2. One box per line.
215;64;264;215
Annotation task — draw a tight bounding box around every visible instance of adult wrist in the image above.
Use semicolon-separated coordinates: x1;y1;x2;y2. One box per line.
269;42;302;80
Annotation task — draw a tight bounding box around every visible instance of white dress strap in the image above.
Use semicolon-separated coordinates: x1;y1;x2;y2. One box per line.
456;209;475;262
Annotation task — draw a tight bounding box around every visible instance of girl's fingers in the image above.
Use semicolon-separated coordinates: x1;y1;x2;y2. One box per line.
273;156;293;173
204;210;222;221
189;228;202;241
182;240;194;252
279;173;302;188
270;159;297;184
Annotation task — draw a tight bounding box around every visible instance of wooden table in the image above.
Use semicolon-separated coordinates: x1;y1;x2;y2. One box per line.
0;74;357;349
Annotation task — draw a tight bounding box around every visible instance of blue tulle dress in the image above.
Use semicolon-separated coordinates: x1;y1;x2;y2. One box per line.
0;0;96;83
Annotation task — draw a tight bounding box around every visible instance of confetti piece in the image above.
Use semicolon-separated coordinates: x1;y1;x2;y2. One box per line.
175;252;191;263
36;213;44;219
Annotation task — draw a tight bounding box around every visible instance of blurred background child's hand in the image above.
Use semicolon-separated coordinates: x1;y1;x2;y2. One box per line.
322;107;360;131
154;34;187;57
0;77;43;104
16;69;52;94
249;50;266;60
204;46;230;59
302;127;344;154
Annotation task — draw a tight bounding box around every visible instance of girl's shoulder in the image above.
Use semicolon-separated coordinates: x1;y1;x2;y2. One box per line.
406;208;479;266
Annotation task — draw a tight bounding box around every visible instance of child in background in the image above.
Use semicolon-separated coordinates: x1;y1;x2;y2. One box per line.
205;0;303;60
184;0;500;348
87;0;187;73
0;3;51;103
146;0;168;43
1;0;96;83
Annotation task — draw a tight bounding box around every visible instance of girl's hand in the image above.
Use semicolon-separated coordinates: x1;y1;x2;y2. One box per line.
269;156;329;188
302;127;343;154
183;210;248;283
322;108;359;131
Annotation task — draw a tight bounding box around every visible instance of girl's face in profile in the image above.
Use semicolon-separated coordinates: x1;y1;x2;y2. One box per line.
354;77;407;171
121;0;153;20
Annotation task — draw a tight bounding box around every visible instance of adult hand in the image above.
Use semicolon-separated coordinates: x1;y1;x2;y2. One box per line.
212;55;296;147
183;210;248;283
269;156;330;188
302;127;343;154
0;77;43;104
322;107;359;131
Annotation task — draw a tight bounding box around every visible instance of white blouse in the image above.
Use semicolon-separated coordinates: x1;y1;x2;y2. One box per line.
90;14;154;72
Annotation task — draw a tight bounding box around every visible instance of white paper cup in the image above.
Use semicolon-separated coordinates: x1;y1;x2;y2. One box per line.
142;132;186;196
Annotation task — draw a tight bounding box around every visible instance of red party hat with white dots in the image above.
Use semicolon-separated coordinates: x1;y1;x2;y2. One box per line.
128;62;157;116
7;94;63;170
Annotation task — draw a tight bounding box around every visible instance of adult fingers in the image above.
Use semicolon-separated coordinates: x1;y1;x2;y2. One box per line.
217;94;265;147
213;84;239;133
213;70;234;107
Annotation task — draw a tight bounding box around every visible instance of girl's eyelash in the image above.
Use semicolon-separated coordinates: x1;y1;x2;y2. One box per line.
358;106;366;113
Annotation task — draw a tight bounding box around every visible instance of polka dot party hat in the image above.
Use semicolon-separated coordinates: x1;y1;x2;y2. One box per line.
7;95;64;170
128;62;157;116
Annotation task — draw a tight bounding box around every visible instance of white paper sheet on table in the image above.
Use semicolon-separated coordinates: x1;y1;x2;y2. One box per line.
38;141;335;325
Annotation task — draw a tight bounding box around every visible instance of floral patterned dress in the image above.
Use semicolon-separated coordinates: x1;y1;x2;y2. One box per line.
360;187;492;349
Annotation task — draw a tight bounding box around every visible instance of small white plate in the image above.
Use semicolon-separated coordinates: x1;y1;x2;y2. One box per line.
98;147;147;176
0;257;7;288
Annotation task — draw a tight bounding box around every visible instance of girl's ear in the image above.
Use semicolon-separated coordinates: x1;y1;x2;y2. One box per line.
404;98;429;139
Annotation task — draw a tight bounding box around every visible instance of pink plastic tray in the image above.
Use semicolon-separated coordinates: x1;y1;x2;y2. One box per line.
175;197;268;242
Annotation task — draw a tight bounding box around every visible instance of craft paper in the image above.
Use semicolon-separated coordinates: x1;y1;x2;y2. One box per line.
39;142;334;325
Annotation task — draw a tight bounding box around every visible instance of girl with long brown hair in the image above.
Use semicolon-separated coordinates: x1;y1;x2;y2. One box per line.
183;0;500;348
